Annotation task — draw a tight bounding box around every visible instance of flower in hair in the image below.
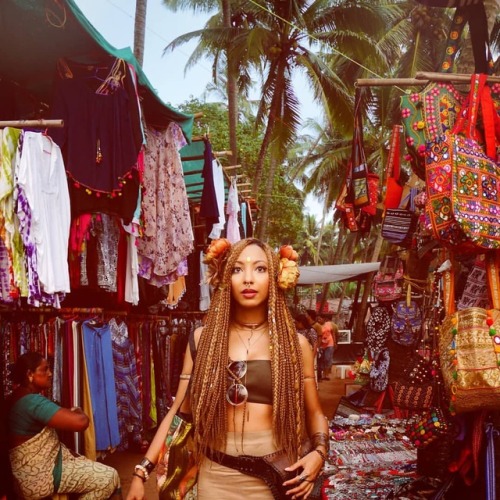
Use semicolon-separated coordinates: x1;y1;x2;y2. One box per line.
277;245;300;290
203;238;231;288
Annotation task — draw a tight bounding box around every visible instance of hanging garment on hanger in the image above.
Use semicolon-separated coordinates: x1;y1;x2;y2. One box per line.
226;177;241;244
16;131;70;306
138;122;193;284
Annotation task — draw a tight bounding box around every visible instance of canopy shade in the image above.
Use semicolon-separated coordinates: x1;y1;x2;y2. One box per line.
297;263;381;285
0;0;194;138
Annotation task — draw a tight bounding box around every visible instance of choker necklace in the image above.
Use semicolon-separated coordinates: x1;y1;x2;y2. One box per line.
233;319;267;331
233;319;267;348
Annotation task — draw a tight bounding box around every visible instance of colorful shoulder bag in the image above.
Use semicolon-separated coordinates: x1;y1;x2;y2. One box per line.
439;252;500;414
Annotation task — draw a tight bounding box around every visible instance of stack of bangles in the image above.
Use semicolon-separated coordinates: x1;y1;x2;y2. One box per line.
311;431;329;464
133;457;155;482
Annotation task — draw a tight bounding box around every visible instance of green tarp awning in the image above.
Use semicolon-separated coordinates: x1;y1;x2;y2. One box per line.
0;0;194;139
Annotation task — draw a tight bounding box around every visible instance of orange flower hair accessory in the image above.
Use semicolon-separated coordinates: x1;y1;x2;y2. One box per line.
203;238;231;288
277;245;300;290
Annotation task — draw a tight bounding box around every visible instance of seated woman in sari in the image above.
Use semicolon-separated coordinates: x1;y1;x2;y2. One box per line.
6;351;121;500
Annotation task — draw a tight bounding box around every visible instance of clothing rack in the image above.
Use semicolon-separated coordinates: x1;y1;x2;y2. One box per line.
0;119;64;128
356;71;500;87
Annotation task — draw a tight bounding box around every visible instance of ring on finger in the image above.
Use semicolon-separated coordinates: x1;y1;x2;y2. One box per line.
299;474;307;482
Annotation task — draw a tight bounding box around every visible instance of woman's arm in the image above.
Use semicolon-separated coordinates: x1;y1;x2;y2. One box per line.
126;327;200;500
283;335;329;498
48;406;89;432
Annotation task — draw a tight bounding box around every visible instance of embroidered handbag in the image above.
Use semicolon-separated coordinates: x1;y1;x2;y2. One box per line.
373;256;404;303
365;306;391;355
393;380;434;410
384;125;404;209
425;74;500;252
157;411;197;500
439;253;500;414
369;348;390;392
406;406;450;448
390;299;422;346
448;75;500;250
401;83;464;180
381;188;419;248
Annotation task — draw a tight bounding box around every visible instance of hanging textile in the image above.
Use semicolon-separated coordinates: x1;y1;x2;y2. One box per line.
208;158;226;239
226;177;241;244
138;123;194;286
16;131;71;307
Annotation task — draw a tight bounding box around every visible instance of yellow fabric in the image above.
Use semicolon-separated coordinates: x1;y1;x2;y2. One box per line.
440;308;500;413
81;331;97;461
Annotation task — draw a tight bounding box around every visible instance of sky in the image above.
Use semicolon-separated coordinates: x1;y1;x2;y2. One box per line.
75;0;326;218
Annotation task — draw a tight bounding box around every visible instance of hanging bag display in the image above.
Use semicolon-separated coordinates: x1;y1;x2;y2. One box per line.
383;125;404;209
373;255;404;303
335;89;378;232
393;349;434;410
425;74;500;251
390;290;423;347
381;187;419;248
439;252;500;414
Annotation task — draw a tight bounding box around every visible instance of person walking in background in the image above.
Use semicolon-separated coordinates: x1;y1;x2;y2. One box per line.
126;238;329;499
5;352;121;499
294;307;319;385
320;320;338;380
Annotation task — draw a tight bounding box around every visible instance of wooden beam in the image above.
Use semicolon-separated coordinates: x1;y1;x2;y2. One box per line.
416;71;500;83
0;118;64;128
356;72;500;88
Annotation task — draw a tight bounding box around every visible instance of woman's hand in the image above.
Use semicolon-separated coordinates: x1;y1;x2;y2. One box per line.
282;450;323;498
125;475;146;500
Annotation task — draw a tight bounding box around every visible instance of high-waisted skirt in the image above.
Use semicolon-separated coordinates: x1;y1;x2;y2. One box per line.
197;430;278;499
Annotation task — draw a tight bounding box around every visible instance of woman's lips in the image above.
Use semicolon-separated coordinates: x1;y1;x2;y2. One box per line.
242;289;257;298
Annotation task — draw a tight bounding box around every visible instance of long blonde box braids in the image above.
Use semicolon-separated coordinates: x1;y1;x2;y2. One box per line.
191;239;305;463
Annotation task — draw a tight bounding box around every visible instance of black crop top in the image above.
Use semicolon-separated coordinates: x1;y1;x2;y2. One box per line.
189;331;272;405
243;360;272;405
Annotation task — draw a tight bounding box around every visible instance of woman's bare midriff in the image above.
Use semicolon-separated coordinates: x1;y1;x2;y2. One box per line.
227;402;273;432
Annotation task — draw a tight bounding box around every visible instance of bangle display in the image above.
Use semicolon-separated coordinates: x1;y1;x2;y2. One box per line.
132;472;146;482
139;457;155;474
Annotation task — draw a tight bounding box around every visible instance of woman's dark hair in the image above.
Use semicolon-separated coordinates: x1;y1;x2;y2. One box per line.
10;352;44;385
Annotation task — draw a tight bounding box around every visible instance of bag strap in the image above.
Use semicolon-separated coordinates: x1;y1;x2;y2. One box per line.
486;252;500;310
440;3;492;74
386;125;401;180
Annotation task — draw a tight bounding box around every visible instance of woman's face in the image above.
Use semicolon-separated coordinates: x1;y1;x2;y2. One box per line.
231;244;270;309
29;358;52;390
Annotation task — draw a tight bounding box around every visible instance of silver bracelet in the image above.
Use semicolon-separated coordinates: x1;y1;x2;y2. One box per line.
134;464;149;481
139;457;155;474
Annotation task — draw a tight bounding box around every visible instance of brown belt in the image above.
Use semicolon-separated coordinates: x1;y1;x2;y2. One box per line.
205;447;292;499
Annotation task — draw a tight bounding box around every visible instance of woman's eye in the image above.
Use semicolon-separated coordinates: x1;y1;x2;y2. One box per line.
256;266;268;273
232;266;242;274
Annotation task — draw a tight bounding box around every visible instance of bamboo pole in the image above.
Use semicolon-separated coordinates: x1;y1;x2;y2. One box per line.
0;119;64;128
356;72;500;88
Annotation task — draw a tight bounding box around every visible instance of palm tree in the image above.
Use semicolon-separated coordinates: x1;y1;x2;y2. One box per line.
134;0;148;67
162;0;246;167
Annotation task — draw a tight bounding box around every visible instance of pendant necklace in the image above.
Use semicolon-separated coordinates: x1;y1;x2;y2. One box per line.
233;319;267;344
235;329;267;357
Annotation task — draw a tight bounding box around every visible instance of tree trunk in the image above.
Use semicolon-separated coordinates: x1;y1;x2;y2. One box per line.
222;0;238;167
133;0;147;67
353;232;384;342
254;66;286;238
256;156;278;241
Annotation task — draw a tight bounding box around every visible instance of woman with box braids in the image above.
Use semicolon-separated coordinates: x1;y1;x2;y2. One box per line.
127;238;329;500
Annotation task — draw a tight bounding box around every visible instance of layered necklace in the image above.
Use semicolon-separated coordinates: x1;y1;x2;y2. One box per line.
232;319;268;357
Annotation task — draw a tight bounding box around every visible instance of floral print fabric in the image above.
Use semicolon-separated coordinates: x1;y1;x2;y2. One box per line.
138;123;194;284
